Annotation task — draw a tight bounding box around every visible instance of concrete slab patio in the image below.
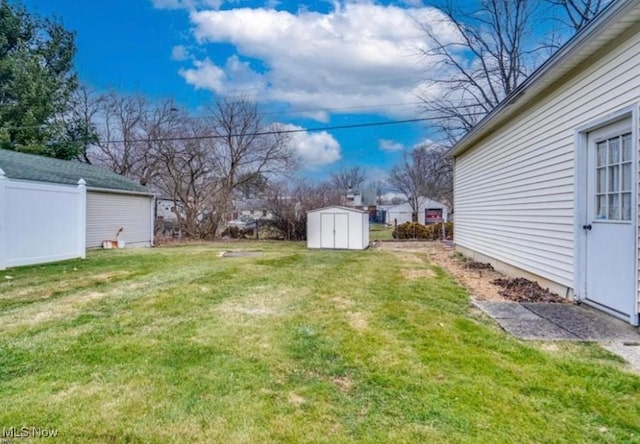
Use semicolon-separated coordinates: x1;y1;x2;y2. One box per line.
474;300;640;373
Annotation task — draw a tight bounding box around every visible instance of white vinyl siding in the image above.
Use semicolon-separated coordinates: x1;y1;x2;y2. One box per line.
0;179;86;269
86;191;153;248
454;26;640;290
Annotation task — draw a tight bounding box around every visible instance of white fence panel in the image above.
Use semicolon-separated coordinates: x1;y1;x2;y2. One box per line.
0;173;86;269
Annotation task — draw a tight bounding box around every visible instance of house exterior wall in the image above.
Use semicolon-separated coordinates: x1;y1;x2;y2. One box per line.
454;24;640;293
156;198;178;223
239;209;274;220
307;206;369;250
386;199;449;225
86;190;154;248
0;178;86;269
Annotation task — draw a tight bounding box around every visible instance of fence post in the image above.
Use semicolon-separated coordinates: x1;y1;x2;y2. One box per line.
0;169;6;270
77;179;87;259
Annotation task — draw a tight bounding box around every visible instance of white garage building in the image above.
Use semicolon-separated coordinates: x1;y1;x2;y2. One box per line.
385;197;449;225
0;150;154;269
307;206;369;250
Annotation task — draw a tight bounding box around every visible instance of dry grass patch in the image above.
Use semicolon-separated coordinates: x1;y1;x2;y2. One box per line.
375;242;506;301
347;311;369;331
402;268;436;280
331;296;355;309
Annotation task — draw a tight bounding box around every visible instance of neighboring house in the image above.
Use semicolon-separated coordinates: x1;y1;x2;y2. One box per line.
0;150;154;269
386;198;449;225
156;197;179;224
450;0;640;325
344;188;377;209
229;198;274;225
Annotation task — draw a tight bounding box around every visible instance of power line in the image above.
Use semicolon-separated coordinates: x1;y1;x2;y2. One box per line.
96;117;437;145
259;101;425;116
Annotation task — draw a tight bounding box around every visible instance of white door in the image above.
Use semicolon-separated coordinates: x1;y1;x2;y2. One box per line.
320;213;350;249
321;214;334;248
334;214;349;249
585;121;636;318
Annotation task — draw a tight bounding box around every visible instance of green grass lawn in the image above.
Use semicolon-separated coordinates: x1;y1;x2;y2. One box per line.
369;224;394;241
0;242;639;443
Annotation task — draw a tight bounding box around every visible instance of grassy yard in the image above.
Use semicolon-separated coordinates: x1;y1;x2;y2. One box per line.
0;242;639;443
369;223;394;241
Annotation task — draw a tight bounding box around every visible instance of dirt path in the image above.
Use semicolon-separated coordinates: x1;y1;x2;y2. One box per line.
374;241;508;302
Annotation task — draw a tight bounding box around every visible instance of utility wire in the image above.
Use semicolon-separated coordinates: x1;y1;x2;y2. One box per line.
92;117;442;145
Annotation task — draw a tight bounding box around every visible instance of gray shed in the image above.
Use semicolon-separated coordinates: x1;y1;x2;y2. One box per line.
307;206;369;250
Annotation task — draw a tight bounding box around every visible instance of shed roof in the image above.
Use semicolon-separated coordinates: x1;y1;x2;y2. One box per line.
449;0;640;158
307;205;368;214
0;149;150;194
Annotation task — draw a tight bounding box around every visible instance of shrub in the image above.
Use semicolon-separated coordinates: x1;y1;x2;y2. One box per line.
221;226;254;239
392;221;453;240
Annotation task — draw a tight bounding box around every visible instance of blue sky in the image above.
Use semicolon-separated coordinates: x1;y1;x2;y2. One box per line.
24;0;464;181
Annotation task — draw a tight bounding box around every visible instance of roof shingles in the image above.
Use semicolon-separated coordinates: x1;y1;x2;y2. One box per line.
0;150;150;194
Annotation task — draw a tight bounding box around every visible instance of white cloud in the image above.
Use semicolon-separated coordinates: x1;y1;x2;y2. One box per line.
201;0;223;9
179;55;267;99
176;3;459;120
151;0;222;10
179;58;226;91
378;139;405;152
413;138;441;149
280;124;341;168
151;0;191;9
171;45;191;61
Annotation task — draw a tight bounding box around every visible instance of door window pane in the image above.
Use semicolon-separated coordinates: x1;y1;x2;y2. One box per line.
608;165;620;192
622;192;632;221
597;141;607;167
594;132;633;222
622;162;632;191
596;195;607;219
608;194;620;220
622;133;632;161
609;138;620;163
597;167;606;193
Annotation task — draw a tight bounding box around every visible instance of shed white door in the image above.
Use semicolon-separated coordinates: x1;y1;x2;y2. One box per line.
585;122;636;317
320;213;349;249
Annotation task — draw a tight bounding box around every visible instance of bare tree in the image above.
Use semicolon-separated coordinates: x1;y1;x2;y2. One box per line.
387;145;452;221
203;98;298;236
547;0;611;31
151;117;221;238
91;93;147;178
81;91;299;238
58;84;102;163
330;166;367;192
138;99;182;186
417;0;538;142
265;179;341;240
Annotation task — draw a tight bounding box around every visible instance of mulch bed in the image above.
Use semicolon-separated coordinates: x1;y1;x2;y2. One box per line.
491;277;566;303
464;261;494;271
